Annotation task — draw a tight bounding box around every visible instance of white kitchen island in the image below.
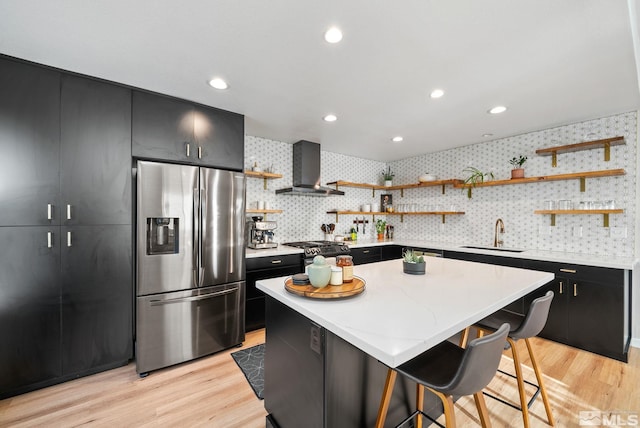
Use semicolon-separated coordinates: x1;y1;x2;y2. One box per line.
257;258;554;428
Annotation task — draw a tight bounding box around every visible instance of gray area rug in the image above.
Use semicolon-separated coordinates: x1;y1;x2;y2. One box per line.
231;343;265;400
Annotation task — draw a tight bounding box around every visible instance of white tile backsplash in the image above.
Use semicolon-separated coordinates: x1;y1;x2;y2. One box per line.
245;111;637;257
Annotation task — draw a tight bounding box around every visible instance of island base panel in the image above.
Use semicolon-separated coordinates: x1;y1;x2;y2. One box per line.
264;297;444;427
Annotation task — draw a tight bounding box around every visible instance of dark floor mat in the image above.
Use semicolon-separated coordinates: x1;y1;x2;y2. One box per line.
231;343;265;399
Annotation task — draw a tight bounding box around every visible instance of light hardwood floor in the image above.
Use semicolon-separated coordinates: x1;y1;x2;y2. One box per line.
1;330;638;427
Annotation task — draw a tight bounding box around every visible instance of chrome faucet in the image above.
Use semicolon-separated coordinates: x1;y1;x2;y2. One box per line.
494;218;505;248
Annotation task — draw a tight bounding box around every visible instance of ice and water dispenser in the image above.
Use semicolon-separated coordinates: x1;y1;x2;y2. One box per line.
146;217;179;255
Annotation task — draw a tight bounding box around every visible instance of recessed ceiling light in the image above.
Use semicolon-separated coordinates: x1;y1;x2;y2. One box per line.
324;27;343;43
430;89;444;98
392;136;403;142
323;114;337;122
482;133;493;138
489;105;507;114
208;78;228;90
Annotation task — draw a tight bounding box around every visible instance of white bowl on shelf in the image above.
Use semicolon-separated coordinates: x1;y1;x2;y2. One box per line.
419;174;437;182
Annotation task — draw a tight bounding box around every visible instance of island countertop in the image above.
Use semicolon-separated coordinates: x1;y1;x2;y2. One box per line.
256;258;554;367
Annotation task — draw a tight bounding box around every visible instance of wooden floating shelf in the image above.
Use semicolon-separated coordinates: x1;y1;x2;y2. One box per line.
326;210;465;224
326;179;463;196
244;170;283;179
246;209;283;213
534;209;624;227
455;169;625;196
536;136;625;166
246;209;283;219
244;170;283;189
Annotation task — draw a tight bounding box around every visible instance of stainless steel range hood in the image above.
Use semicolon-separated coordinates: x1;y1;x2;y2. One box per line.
276;140;344;196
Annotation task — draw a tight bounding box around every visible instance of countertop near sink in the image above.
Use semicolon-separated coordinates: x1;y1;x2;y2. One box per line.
246;239;638;270
395;239;638;270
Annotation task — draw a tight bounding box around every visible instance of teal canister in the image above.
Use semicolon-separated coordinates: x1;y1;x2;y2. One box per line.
307;256;331;288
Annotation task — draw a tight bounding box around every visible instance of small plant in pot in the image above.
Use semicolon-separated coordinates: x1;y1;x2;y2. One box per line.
375;219;386;241
382;166;394;187
462;167;494;199
402;249;426;275
509;155;527;179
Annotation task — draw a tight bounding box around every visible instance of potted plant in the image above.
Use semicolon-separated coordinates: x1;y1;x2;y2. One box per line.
375;219;386;241
509;155;527;179
382;166;394;187
349;226;357;241
462;167;494;199
402;249;426;275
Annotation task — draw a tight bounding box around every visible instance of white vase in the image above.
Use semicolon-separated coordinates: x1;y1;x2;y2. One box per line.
384;180;392;187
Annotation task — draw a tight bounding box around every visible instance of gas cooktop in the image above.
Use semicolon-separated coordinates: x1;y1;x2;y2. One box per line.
283;241;351;259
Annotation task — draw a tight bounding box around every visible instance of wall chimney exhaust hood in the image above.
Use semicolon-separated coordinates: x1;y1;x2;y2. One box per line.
276;140;344;196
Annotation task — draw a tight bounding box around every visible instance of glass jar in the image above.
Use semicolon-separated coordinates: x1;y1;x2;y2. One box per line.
336;255;354;283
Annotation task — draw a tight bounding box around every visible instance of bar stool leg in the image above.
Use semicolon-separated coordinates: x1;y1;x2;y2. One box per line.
375;369;397;428
416;384;425;428
473;391;492;428
525;338;555;426
459;327;470;348
429;388;457;428
508;337;531;428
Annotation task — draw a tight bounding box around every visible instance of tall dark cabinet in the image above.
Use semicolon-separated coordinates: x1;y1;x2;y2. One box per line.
0;59;60;226
59;75;133;376
0;57;133;398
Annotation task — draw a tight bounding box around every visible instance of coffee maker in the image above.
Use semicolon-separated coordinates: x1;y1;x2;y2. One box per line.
247;216;278;249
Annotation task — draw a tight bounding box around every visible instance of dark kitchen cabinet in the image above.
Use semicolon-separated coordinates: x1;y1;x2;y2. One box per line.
522;260;628;361
132;90;244;170
0;56;133;398
193;106;244;170
350;246;382;265
380;244;403;261
0;227;61;398
60;75;132;225
0;59;60;226
245;254;303;331
61;225;132;375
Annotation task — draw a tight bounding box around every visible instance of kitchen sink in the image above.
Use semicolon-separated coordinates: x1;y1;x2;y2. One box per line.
459;245;525;253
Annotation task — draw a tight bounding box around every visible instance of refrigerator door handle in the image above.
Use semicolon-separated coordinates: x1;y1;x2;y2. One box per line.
199;187;206;285
149;287;238;306
193;187;200;287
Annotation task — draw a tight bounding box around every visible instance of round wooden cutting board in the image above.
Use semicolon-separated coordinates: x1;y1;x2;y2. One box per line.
284;276;366;299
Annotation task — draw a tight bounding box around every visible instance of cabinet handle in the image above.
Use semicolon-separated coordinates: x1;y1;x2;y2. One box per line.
560;268;577;274
271;260;282;264
363;250;370;254
198;146;202;159
66;204;72;220
47;203;53;220
559;281;563;294
573;283;577;297
47;231;53;248
186;143;191;157
67;231;72;247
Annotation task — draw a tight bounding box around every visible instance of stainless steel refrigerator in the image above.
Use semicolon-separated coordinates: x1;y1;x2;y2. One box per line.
135;160;246;375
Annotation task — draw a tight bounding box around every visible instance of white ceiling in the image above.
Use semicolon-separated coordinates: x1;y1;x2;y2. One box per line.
1;1;639;161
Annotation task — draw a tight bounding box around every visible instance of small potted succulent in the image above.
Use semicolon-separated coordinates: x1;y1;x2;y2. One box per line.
382;166;394;187
509;155;527;179
402;249;426;275
375;219;386;241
